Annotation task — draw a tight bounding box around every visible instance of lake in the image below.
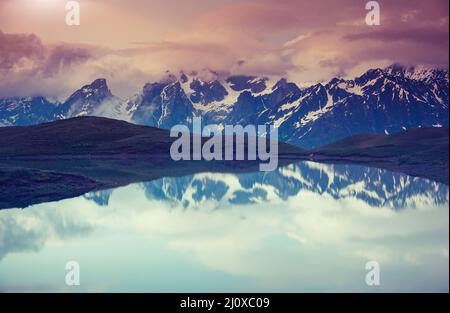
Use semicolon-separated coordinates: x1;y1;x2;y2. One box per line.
0;161;448;292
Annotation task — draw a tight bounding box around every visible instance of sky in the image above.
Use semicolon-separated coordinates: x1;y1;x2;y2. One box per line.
0;0;448;99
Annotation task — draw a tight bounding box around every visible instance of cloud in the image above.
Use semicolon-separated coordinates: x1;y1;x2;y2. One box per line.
0;31;44;71
0;0;448;98
0;30;93;75
344;26;449;46
0;30;98;98
0;207;93;261
119;0;449;84
41;45;92;77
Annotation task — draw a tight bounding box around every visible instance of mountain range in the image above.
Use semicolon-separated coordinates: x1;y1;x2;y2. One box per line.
0;64;448;149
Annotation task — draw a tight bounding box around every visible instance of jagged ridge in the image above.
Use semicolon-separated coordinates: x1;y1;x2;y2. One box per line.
1;65;448;149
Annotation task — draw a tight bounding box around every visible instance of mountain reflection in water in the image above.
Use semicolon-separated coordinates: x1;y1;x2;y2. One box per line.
0;161;448;292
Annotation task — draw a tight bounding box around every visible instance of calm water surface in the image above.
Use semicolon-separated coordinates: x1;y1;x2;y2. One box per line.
0;161;448;292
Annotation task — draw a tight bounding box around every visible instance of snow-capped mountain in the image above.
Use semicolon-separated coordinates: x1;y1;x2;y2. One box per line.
0;96;58;127
126;65;448;148
0;79;128;127
127;74;195;129
56;78;128;120
224;64;449;148
85;161;449;210
0;64;448;149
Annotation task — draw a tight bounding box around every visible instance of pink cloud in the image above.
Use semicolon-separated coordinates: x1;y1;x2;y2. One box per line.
0;0;448;98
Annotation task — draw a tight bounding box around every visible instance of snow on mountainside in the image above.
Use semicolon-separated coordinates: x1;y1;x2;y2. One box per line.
56;78;129;121
125;65;448;148
0;64;448;148
126;74;195;129
0;79;129;126
0;97;59;126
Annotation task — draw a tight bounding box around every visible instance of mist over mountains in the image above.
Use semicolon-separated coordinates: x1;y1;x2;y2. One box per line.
1;64;448;149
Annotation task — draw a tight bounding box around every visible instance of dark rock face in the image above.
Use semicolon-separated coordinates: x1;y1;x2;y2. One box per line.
158;82;195;129
130;81;168;127
226;91;264;125
264;78;302;107
189;79;228;105
180;72;189;84
129;74;195;129
227;75;268;93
